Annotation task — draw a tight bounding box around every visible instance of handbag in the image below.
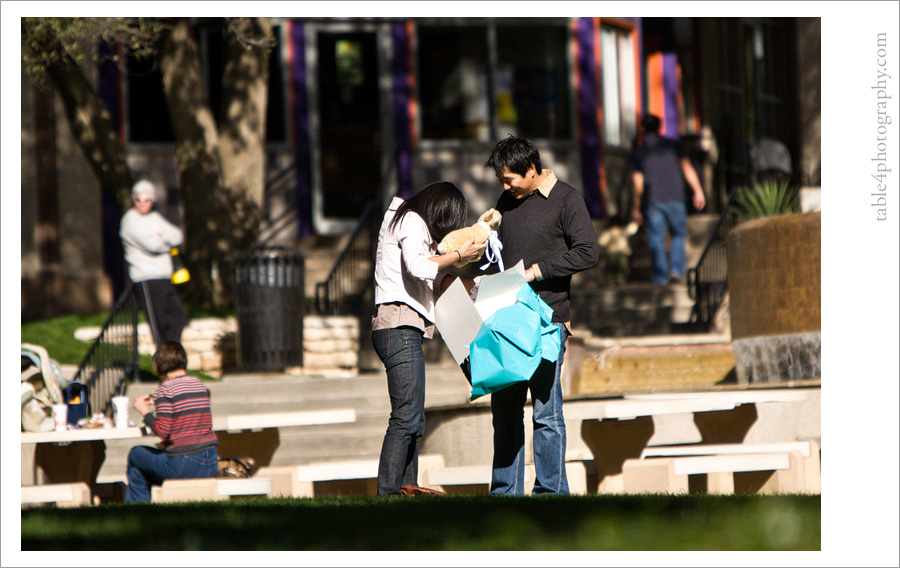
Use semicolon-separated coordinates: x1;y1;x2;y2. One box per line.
170;247;191;285
217;456;258;478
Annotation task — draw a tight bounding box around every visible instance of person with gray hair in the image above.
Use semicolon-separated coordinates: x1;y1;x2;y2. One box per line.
119;179;188;346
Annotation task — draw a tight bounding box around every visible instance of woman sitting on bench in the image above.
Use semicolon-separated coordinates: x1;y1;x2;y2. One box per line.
124;341;218;503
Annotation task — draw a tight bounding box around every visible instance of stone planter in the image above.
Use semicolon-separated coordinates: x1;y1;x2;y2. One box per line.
726;212;821;384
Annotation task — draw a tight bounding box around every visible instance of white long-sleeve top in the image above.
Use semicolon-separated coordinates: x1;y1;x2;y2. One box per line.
373;197;442;323
119;208;183;282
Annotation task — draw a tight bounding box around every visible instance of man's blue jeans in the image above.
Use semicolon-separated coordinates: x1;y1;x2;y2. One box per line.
645;200;688;285
124;445;218;503
373;327;426;495
490;322;569;495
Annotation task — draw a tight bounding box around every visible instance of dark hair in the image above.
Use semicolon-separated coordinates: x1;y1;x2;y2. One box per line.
153;341;188;378
641;114;662;135
388;182;468;242
484;135;542;177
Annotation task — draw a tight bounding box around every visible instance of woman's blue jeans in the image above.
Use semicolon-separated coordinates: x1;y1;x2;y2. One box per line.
645;200;688;285
124;445;218;503
373;327;426;495
490;323;569;495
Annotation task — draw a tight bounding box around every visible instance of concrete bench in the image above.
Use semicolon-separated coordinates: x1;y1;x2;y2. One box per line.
423;465;495;495
215;409;357;432
257;454;446;498
422;460;597;495
22;482;93;508
151;477;275;503
623;452;801;494
637;439;821;494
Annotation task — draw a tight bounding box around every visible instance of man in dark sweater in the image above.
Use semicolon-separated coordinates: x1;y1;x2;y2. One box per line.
483;135;599;495
631;114;706;285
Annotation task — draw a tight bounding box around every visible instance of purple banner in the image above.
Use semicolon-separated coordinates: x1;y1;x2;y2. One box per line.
97;41;126;300
392;21;413;199
662;52;681;139
290;21;314;237
576;18;604;219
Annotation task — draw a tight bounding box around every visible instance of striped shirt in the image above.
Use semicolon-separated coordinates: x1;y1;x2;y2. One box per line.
144;374;217;454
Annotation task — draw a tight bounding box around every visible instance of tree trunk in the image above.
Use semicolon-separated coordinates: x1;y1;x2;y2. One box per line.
41;48;134;212
218;17;271;249
158;18;233;307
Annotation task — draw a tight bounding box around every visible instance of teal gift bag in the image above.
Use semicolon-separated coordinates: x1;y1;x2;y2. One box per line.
468;284;560;400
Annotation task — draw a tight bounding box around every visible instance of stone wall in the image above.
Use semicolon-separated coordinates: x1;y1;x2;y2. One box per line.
726;212;821;384
74;315;360;378
727;212;821;339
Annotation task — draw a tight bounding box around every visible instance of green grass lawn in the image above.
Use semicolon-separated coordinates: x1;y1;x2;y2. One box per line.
21;493;820;551
21;308;221;382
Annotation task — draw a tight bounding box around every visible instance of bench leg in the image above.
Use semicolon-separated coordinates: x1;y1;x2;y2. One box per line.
561;461;597;495
152;478;223;503
256;466;316;498
692;404;758;444
622;459;688;494
34;441;105;487
707;472;735;494
803;440;821;493
581;416;654;494
64;483;93;507
215;428;280;468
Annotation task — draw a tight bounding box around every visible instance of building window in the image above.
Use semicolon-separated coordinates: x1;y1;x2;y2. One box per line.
126;55;173;143
417;23;571;141
600;23;638;148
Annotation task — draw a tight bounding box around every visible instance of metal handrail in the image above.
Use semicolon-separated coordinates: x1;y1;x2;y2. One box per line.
686;189;740;328
314;199;380;315
257;158;302;247
69;283;141;418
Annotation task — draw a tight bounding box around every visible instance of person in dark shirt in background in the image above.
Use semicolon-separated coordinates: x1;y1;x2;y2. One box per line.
124;341;218;503
483;135;600;495
631;114;706;286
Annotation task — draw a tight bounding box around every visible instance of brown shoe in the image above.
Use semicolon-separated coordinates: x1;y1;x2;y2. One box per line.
400;485;447;497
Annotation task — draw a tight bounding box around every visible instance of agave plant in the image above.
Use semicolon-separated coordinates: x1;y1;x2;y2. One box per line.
730;178;800;220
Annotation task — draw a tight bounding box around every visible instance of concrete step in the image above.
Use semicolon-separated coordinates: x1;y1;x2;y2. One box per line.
569;282;698;337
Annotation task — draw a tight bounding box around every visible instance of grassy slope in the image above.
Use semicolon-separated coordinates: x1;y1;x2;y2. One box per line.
21;494;820;551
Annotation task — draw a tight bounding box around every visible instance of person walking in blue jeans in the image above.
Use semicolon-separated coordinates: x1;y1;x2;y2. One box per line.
631;114;706;286
124;341;218;503
372;182;486;496
484;136;600;495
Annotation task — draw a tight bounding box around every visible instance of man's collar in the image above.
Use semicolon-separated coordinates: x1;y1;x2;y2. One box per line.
535;170;557;198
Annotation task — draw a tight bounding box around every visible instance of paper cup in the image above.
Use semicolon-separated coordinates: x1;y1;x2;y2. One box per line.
112;396;130;428
52;404;68;432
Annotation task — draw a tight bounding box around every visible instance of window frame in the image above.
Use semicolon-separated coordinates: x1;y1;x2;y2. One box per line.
598;18;641;150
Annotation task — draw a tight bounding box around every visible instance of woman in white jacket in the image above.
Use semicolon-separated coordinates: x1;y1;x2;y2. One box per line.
373;182;485;496
119;180;188;347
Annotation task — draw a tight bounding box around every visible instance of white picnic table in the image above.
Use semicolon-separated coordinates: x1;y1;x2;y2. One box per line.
21;409;357;504
21;426;145;445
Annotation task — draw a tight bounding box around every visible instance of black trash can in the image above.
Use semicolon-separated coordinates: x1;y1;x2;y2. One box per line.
232;247;305;372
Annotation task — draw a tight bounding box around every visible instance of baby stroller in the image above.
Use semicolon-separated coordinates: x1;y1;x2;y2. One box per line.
21;344;68;432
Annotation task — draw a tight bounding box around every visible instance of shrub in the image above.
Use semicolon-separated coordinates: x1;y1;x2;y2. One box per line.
730;178;800;220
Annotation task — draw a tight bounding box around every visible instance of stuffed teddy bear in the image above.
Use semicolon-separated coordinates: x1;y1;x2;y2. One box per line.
437;208;502;267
